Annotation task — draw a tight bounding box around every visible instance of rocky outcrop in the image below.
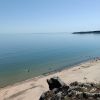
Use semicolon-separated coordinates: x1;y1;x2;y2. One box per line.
39;77;100;100
47;77;66;90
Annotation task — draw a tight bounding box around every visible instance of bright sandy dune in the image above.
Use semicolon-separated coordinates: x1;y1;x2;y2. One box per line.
0;59;100;100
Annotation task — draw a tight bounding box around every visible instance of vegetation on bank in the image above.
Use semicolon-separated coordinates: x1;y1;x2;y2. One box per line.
72;31;100;34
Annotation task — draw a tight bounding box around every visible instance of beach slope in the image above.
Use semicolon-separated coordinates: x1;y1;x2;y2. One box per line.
0;59;100;100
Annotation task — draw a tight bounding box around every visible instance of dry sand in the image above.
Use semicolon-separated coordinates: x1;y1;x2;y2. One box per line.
0;59;100;100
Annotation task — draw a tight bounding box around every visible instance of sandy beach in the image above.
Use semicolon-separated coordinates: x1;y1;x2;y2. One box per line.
0;59;100;100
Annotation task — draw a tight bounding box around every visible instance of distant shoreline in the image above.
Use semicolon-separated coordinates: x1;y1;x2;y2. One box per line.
72;30;100;34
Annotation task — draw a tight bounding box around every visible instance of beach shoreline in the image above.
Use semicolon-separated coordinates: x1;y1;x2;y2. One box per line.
0;58;100;100
0;58;91;89
2;57;95;88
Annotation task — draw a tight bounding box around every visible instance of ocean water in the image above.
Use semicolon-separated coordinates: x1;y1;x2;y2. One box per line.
0;33;100;87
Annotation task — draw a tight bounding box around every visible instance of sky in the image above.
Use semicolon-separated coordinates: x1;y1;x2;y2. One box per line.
0;0;100;33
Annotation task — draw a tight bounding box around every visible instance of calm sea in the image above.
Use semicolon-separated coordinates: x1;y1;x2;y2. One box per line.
0;33;100;87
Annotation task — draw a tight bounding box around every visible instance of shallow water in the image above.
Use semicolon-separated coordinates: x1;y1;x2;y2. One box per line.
0;33;100;87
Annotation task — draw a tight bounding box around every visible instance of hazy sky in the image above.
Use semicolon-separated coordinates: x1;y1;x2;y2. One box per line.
0;0;100;33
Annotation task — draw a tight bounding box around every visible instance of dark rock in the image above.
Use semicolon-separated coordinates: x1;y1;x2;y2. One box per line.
70;81;79;86
82;92;89;99
52;88;59;94
39;91;54;100
47;77;65;90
